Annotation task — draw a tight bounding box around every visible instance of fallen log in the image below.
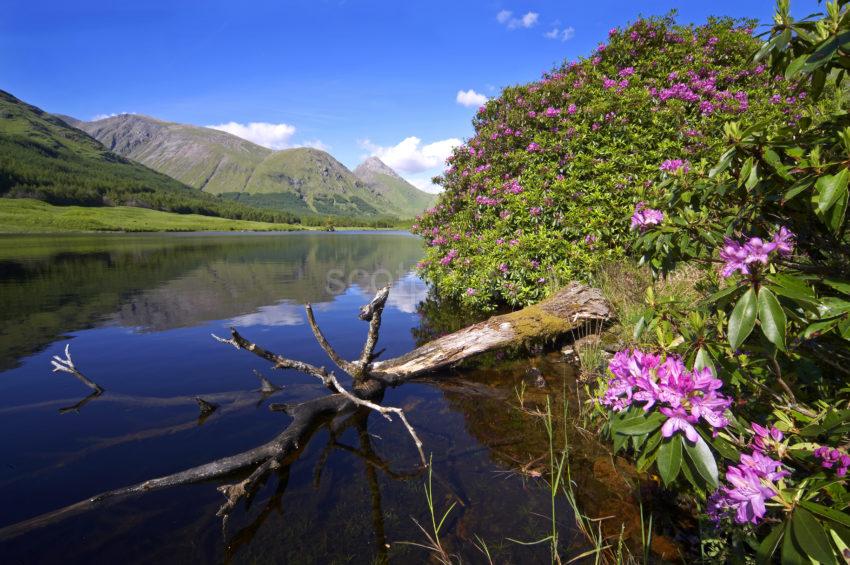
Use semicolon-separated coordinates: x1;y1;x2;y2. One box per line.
371;282;610;382
0;282;610;540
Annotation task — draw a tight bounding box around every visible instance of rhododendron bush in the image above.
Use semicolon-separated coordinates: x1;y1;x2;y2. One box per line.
414;14;809;309
616;1;850;562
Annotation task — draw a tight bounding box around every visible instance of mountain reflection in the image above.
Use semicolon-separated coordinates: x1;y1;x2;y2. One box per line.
0;232;424;371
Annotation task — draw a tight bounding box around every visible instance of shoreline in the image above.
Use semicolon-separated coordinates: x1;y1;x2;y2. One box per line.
0;199;412;234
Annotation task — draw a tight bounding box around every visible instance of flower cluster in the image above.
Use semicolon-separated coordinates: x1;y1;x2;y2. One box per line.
707;424;789;525
751;423;785;456
411;14;807;308
718;226;794;278
601;349;732;438
814;446;850;477
630;202;664;230
659;158;691;174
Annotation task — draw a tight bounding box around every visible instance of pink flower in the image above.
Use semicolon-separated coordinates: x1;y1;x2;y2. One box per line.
660;407;699;442
743;238;776;265
567;103;577;115
719;239;749;278
630;202;664;230
771;226;795;256
659;159;691;174
722;466;777;524
439;249;458;265
526;142;542;152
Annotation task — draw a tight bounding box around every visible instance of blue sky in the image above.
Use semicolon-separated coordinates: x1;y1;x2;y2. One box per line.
1;0;821;191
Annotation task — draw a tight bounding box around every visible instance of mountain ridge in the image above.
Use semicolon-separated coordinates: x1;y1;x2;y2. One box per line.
0;89;298;224
71;113;435;218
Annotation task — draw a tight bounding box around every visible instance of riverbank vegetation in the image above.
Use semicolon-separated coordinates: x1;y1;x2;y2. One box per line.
415;2;850;562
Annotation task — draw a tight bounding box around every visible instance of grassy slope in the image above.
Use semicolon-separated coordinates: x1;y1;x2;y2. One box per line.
0;199;301;233
363;171;436;216
0;90;299;224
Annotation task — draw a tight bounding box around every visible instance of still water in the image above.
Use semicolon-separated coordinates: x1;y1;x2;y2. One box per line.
0;232;633;564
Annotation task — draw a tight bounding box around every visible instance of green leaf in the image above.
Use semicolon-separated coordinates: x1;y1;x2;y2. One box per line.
682;436;719;489
615;411;667;436
803;35;840;74
785;53;809;79
758;287;787;351
701;283;743;306
656;436;682;486
710;148;735;177
782;178;814;203
756;521;785;565
826;184;849;234
824;279;850;296
790;507;836;565
816;168;849;214
800;500;850;529
766;274;817;304
781;524;809;565
729;288;758;350
633;315;646;340
694;347;715;372
803;317;842;339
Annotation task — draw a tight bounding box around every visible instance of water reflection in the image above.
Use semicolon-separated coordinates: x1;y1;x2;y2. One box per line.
0;232;641;564
0;232;425;370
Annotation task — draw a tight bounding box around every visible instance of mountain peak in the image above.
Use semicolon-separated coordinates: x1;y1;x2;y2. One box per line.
355;156;402;180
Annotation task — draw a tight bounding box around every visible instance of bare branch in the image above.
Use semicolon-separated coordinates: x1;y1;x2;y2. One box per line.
305;304;358;375
253;369;280;393
325;373;426;467
358;285;390;371
51;344;104;393
215;325;426;467
212;328;336;392
0;394;349;541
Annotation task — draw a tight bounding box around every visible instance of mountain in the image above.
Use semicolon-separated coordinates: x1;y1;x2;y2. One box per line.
0;90;297;224
74;114;434;218
354;157;436;217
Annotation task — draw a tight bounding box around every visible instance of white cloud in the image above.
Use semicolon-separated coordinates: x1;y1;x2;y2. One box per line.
92;112;134;121
519;12;539;28
229;301;304;327
497;10;539;30
206;121;297;150
545;26;575;41
405;173;444;194
387;273;429;314
300;139;331;151
456;89;488;107
359;136;461;174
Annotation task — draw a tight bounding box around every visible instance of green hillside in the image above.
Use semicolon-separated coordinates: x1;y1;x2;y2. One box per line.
0;90;299;224
74;113;435;218
353;156;436;216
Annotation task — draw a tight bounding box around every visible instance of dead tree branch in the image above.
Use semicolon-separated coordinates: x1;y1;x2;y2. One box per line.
51;344;103;393
305;303;358;375
0;283;611;541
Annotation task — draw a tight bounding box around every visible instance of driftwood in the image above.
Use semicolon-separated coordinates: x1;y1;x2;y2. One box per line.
0;282;610;541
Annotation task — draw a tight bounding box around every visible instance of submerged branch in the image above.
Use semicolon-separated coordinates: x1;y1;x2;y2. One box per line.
1;282;610;541
51;344;103;393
